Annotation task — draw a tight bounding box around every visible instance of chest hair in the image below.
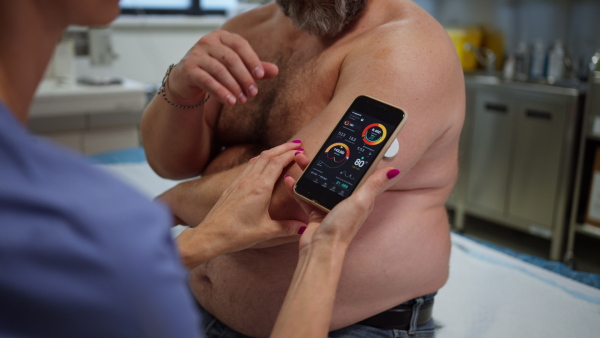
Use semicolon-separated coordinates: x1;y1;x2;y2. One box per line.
216;47;334;148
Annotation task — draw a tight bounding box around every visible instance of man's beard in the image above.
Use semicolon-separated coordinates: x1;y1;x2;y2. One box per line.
276;0;368;38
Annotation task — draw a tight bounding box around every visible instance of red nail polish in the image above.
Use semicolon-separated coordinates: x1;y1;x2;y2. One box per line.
298;226;306;235
387;169;400;179
296;148;304;151
284;174;291;178
292;140;301;143
294;151;300;156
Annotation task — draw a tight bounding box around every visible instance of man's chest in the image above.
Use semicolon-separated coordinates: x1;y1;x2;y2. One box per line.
216;44;344;147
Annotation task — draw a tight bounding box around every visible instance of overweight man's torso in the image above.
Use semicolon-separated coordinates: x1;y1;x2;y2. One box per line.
190;1;464;336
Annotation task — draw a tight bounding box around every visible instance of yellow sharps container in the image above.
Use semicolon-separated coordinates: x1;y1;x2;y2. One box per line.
445;26;483;71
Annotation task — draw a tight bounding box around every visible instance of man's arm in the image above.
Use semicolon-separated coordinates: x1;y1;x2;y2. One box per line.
141;91;219;179
269;24;465;215
158;164;245;226
161;22;463;229
141;27;278;180
158;18;464;226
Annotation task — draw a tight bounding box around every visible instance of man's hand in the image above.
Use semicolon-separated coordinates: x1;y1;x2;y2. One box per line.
168;29;279;108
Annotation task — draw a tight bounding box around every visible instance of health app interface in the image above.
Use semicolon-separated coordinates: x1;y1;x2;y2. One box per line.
305;110;394;198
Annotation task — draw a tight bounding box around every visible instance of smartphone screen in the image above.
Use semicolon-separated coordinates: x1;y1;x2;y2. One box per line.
294;96;406;210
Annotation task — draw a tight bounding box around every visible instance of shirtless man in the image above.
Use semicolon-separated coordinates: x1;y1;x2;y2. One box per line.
141;0;464;336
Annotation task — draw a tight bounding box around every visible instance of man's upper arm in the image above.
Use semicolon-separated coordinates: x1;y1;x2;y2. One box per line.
284;27;463;188
267;26;464;223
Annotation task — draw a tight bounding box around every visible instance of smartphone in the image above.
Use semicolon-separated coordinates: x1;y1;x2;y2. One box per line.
294;95;407;211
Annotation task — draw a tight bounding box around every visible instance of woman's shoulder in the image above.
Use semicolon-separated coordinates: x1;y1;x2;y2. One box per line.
0;103;172;247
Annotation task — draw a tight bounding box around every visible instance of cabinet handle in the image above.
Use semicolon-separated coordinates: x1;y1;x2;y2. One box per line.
484;103;508;113
525;110;552;121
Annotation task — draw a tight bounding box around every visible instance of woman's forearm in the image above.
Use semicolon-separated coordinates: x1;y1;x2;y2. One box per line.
271;242;348;338
176;221;223;269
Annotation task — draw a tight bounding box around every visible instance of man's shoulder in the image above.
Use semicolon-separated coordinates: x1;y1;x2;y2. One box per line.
345;4;458;80
355;2;450;53
336;3;464;132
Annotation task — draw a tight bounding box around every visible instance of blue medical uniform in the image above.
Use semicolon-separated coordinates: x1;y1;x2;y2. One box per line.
0;103;203;338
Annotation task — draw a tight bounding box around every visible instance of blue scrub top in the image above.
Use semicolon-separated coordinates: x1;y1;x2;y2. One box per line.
0;103;202;337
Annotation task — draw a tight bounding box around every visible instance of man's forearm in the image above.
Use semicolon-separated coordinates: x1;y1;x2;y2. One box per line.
158;165;245;226
141;93;217;180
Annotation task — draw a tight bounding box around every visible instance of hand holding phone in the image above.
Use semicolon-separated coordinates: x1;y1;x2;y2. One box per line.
294;96;407;211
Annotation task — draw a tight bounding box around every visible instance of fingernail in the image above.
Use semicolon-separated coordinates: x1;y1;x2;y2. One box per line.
294;151;300;156
298;226;307;235
296;148;304;151
253;67;264;78
292;140;301;143
237;92;247;104
226;94;236;105
284;174;291;178
387;169;400;179
248;85;258;96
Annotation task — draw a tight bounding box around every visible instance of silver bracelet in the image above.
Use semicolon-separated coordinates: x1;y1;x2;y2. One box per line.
158;64;210;110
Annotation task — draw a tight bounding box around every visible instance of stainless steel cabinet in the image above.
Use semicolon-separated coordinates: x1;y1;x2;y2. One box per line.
566;72;600;264
467;90;513;217
509;95;568;231
453;78;583;260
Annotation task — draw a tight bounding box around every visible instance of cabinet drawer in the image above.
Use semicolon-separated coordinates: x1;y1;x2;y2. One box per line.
508;100;567;227
466;90;513;214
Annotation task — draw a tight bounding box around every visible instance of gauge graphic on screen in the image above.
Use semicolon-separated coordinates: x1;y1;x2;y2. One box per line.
362;123;387;146
323;142;350;168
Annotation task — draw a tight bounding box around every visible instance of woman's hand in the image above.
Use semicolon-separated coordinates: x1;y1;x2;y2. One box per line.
272;165;401;338
168;29;279;107
176;142;306;270
284;165;401;252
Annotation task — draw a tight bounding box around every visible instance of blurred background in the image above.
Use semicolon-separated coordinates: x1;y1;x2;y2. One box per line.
31;0;600;273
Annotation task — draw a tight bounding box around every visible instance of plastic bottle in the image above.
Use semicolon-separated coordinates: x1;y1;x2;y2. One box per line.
514;41;529;81
591;49;600;73
503;54;516;80
547;40;565;83
529;39;546;80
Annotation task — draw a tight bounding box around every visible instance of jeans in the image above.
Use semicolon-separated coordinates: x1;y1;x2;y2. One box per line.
197;293;436;338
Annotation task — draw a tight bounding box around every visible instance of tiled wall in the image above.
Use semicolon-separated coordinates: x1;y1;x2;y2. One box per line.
414;0;600;68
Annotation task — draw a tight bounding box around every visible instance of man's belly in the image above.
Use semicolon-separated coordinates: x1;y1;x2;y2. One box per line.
189;192;451;337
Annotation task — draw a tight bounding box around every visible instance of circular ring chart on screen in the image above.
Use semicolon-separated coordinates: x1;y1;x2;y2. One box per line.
362;123;387;146
324;143;350;168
